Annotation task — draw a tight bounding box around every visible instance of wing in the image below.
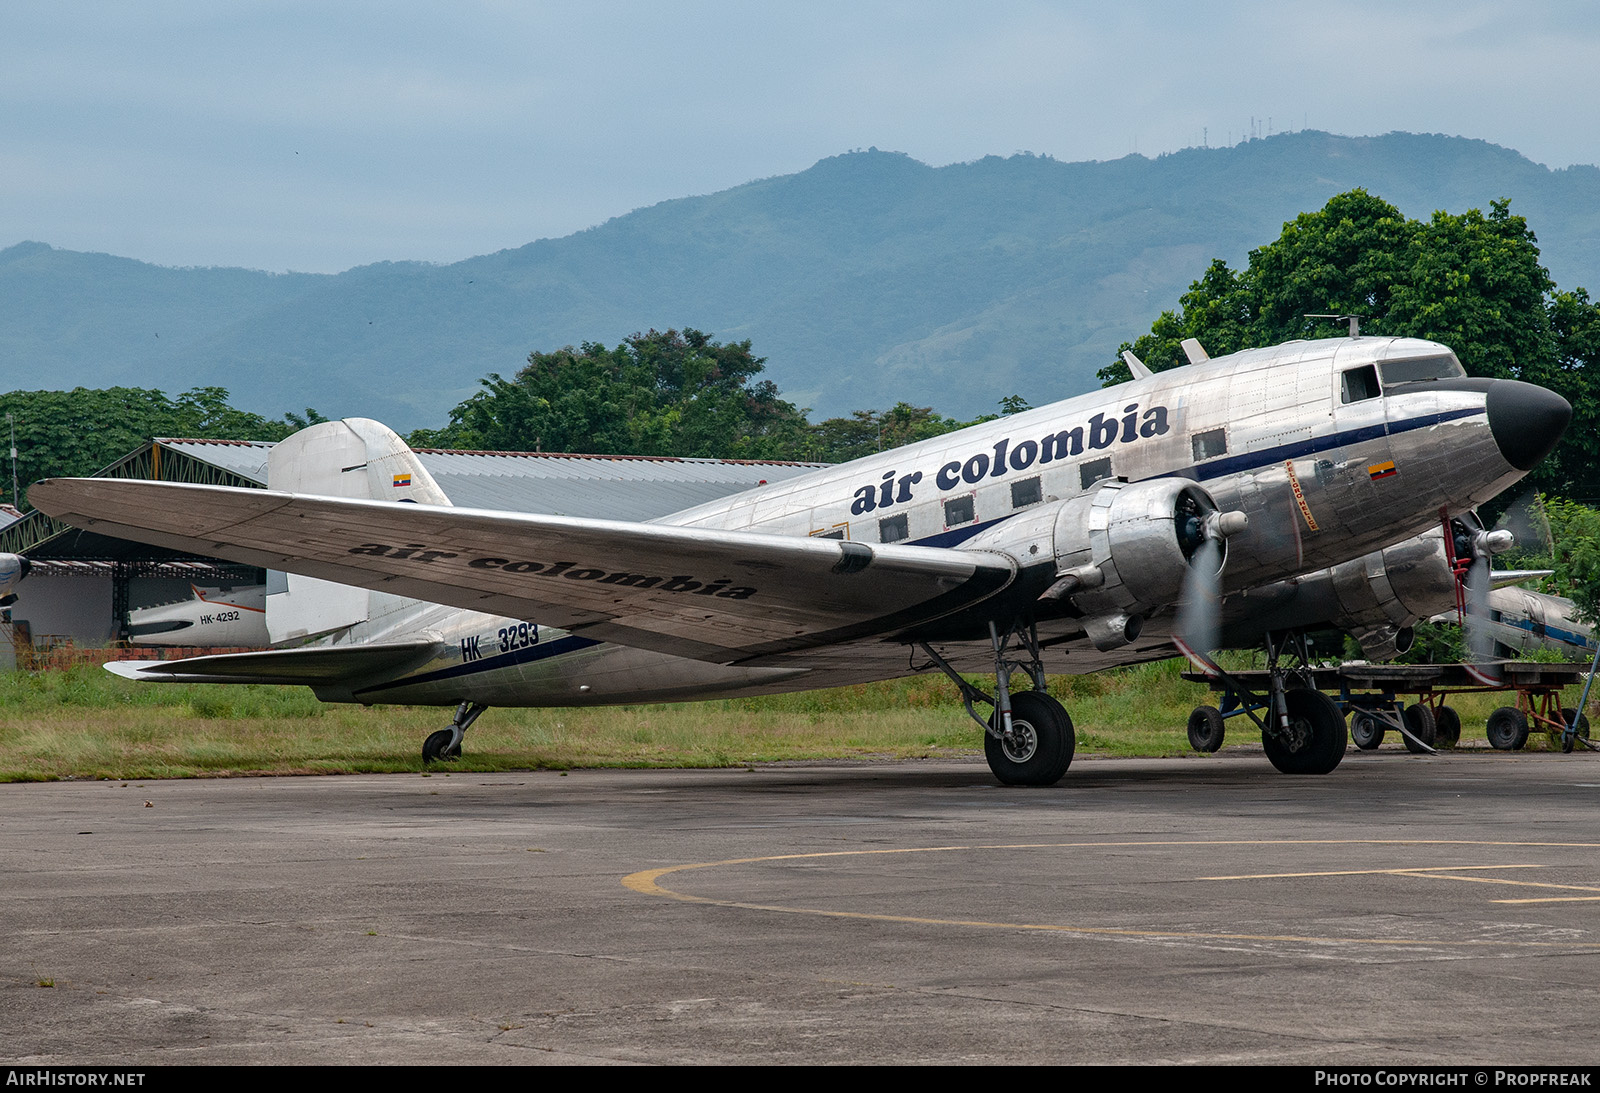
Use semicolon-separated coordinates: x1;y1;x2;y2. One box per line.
103;638;441;685
31;478;1016;665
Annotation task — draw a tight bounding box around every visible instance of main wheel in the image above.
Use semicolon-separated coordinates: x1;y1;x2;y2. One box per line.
1187;706;1225;752
1401;704;1437;754
1262;688;1347;775
1350;711;1384;750
423;728;460;763
1434;706;1461;749
1559;708;1590;753
1486;706;1529;751
985;691;1075;786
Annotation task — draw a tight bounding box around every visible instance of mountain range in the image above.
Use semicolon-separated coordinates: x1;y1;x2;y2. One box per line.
4;130;1599;430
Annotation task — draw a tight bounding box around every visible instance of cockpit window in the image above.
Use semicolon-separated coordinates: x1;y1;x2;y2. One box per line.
1380;353;1465;384
1341;365;1381;404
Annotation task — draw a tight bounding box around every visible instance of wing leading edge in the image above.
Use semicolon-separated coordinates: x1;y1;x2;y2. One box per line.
31;478;1017;665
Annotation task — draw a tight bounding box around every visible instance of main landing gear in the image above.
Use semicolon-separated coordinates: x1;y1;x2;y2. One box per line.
1189;630;1347;775
423;701;489;764
918;620;1075;787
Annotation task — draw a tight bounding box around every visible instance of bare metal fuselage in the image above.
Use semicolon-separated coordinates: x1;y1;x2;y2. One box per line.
298;336;1542;707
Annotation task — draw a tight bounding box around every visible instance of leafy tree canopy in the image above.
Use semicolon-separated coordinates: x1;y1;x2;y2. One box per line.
408;326;1032;464
1100;190;1600;499
407;328;811;460
0;386;319;510
1518;496;1600;624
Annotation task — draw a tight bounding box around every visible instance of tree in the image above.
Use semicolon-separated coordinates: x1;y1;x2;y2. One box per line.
0;387;313;510
408;328;811;460
1099;190;1600;499
1535;497;1600;623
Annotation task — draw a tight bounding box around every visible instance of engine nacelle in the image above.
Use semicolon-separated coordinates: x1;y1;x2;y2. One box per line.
1327;529;1458;659
1050;479;1229;651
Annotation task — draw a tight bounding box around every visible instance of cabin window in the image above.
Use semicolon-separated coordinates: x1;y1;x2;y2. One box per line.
1381;353;1466;385
1010;476;1042;508
878;513;909;543
1079;457;1112;490
1340;365;1381;403
810;525;847;540
943;494;976;527
1191;428;1228;461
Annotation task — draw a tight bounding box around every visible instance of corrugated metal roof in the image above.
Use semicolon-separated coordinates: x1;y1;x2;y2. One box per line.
152;438;828;521
156;438;275;484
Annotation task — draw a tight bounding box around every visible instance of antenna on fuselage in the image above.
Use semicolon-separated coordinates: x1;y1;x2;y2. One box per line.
1121;349;1153;379
1305;313;1362;337
1179;338;1209;365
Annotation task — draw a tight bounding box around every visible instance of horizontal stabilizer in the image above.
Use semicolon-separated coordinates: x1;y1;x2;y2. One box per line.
104;638;441;685
1491;569;1554;589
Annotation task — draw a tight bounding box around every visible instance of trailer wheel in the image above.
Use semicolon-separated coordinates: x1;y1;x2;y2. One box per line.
1434;706;1461;749
1187;706;1225;752
1486;706;1529;751
1401;704;1436;754
1350;711;1384;750
1560;708;1590;753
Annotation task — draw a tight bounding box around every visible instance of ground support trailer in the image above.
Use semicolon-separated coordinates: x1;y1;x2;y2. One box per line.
1180;662;1592;755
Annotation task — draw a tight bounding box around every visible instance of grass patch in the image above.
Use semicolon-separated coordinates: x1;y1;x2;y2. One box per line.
0;660;1591;781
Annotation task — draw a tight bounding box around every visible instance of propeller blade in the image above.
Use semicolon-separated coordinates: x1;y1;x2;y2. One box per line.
1174;536;1224;677
1461;551;1501;685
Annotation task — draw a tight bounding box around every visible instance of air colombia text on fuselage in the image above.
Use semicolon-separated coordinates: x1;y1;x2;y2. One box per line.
847;402;1170;515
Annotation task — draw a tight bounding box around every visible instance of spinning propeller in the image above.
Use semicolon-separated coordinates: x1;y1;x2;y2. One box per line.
1443;506;1521;685
1173;491;1246;677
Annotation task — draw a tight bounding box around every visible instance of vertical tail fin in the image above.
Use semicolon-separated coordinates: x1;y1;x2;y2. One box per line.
265;419;451;643
266;418;452;506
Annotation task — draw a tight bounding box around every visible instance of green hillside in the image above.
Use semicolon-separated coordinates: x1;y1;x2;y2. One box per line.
3;131;1597;430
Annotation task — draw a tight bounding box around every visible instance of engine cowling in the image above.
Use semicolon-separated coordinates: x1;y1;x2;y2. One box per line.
1050;479;1232;651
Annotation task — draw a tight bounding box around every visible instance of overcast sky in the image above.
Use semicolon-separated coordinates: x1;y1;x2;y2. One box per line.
5;1;1598;273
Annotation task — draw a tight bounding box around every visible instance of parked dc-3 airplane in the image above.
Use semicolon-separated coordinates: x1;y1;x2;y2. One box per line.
30;334;1570;784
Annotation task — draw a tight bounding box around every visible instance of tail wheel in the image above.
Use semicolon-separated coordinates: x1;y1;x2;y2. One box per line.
422;728;460;764
1186;706;1225;753
1262;688;1347;775
1486;706;1529;751
1402;704;1437;754
985;691;1075;786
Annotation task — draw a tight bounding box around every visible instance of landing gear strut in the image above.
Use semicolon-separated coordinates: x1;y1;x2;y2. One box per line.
423;701;489;764
1256;632;1346;774
1193;630;1347;774
917;620;1074;787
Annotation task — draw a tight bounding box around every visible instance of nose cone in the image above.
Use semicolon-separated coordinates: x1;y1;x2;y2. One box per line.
1486;380;1571;471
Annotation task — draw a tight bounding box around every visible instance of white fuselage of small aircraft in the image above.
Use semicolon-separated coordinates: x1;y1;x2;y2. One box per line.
1441;585;1596;662
127;583;270;647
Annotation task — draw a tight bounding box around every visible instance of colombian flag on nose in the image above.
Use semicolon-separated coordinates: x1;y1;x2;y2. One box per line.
1367;460;1397;481
393;473;412;487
